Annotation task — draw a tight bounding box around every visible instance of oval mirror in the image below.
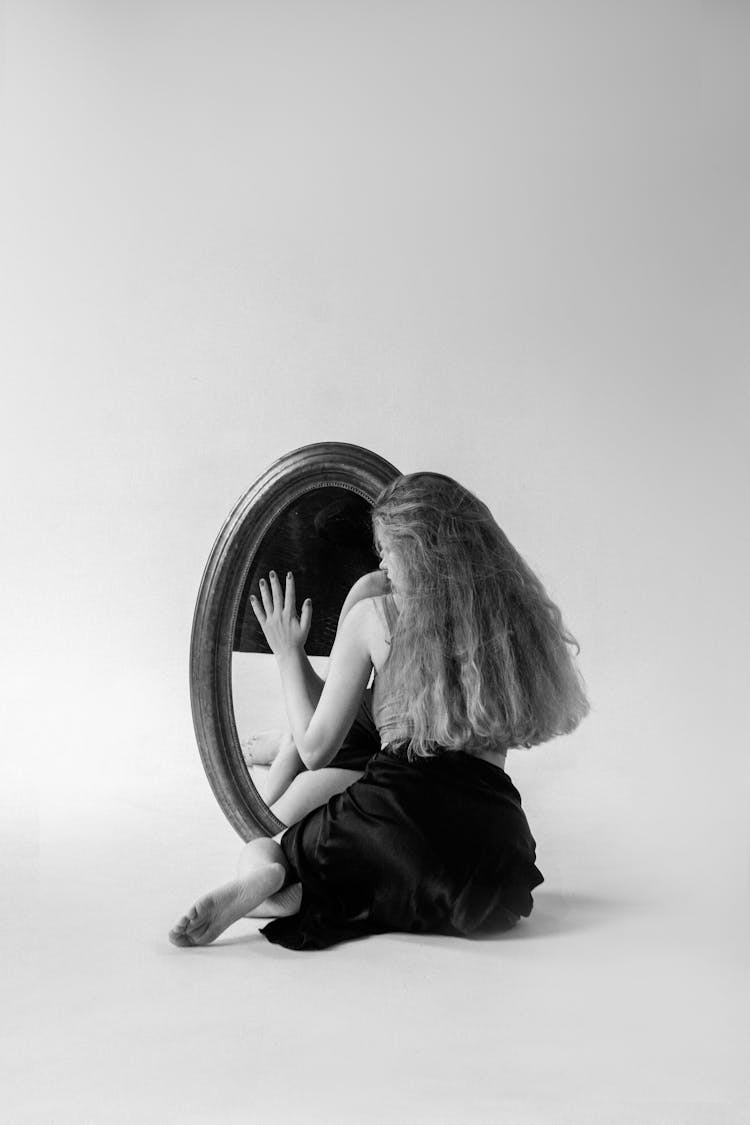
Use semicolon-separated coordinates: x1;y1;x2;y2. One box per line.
190;442;401;838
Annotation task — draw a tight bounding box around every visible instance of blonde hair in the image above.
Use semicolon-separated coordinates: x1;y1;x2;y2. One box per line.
372;472;589;759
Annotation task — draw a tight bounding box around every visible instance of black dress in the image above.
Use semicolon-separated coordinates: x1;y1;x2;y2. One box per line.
327;685;380;772
261;744;544;951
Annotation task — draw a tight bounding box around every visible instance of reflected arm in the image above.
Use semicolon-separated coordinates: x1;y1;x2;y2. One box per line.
297;655;326;706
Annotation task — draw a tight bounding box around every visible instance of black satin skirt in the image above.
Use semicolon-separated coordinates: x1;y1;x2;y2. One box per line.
261;746;544;951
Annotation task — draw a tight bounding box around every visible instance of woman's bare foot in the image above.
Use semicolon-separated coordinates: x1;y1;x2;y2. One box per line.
240;729;285;767
169;863;285;947
244;882;302;919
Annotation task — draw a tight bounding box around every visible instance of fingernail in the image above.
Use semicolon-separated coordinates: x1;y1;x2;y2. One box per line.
287;571;292;579
270;571;276;578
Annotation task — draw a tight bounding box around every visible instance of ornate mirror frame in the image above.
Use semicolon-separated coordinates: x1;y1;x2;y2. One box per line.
190;442;401;840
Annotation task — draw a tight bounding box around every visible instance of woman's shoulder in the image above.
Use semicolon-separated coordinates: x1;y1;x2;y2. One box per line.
337;571;389;629
352;592;391;628
345;594;394;669
350;570;389;599
369;589;399;623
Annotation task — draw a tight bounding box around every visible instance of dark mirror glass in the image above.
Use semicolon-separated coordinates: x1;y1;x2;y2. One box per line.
233;485;379;657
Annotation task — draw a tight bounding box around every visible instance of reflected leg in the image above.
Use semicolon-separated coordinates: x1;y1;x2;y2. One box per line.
242;728;285;766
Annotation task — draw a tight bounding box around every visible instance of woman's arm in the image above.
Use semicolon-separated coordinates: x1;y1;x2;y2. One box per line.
268;571;384;703
282;600;374;769
297;652;326;703
318;570;388;682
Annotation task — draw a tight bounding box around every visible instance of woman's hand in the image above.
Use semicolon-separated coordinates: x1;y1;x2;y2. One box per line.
250;571;312;660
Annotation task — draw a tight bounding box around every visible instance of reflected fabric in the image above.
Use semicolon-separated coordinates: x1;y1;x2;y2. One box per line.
261;748;544;951
328;686;380;771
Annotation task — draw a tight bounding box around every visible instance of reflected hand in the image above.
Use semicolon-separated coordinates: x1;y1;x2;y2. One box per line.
250;571;312;658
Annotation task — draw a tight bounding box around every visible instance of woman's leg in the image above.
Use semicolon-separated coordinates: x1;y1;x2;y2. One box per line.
243;769;364;920
259;684;377;810
259;688;378;806
270;767;364;826
240;831;303;919
169;836;291;947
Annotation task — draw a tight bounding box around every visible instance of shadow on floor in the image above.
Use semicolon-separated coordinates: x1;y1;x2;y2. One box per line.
187;889;637;956
383;889;641;951
477;889;634;941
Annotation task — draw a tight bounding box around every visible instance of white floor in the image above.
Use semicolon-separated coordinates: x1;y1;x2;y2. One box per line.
3;719;748;1125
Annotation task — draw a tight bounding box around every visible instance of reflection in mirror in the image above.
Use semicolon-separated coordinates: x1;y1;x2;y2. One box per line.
234;485;378;656
190;441;400;839
231;484;380;804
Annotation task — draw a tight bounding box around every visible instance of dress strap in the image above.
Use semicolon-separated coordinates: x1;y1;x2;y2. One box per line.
382;591;399;640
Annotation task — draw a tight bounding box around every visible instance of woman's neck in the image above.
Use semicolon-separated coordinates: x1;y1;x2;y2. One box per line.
472;745;507;769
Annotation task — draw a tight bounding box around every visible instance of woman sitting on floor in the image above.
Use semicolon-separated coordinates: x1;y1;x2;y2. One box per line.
169;471;589;951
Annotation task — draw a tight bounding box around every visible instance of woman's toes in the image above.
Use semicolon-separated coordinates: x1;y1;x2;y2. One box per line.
242;730;284;766
169;903;209;946
168;917;193;946
169;892;232;947
169;875;274;948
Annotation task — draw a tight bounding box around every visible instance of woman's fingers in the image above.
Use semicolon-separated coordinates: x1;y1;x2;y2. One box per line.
249;593;265;623
254;570;304;623
258;577;274;616
256;571;292;616
285;571;297;616
249;569;311;652
299;597;313;639
268;571;284;613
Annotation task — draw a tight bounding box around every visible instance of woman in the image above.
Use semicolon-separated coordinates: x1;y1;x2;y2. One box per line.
169;472;589;950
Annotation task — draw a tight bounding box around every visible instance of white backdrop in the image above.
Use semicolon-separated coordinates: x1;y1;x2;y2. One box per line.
1;4;748;1117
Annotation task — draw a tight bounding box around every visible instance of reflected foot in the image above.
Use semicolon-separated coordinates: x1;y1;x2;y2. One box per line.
241;729;285;766
169;865;285;947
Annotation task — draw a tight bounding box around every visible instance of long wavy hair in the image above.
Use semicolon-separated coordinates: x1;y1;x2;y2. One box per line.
371;472;589;759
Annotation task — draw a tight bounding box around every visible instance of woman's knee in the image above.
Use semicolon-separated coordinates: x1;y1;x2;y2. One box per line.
270;767;363;826
237;835;287;877
275;770;329;813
